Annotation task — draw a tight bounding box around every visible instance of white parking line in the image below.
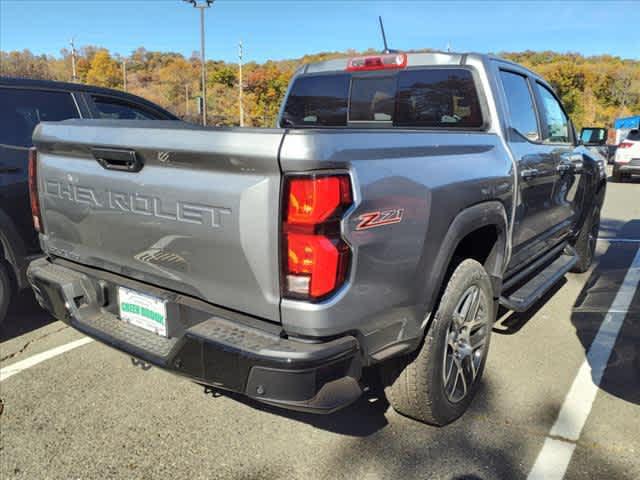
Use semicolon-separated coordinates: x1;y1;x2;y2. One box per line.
527;248;640;480
597;238;640;243
0;337;94;382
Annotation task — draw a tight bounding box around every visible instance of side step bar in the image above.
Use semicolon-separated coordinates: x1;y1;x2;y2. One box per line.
500;245;577;312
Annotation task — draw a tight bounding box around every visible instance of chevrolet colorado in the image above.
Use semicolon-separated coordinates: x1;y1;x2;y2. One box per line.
27;52;606;425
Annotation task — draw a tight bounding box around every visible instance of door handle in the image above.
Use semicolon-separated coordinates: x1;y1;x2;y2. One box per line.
91;147;143;172
520;168;540;179
573;160;584;173
560;153;584;173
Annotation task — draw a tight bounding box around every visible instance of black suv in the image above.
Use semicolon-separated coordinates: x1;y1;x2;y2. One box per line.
0;77;178;323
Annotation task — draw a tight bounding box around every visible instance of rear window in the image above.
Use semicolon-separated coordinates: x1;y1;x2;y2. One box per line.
625;129;640;141
281;68;483;129
280;74;350;127
395;69;483;128
0;87;79;147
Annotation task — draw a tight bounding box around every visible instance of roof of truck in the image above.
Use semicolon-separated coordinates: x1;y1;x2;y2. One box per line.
299;51;544;81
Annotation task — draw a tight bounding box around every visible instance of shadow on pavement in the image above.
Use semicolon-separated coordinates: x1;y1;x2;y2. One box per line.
0;288;52;343
493;279;565;335
202;367;390;437
571;219;640;405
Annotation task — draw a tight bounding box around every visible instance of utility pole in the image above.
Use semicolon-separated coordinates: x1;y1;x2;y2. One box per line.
238;40;244;127
122;59;127;92
69;37;77;82
183;0;214;126
185;83;190;118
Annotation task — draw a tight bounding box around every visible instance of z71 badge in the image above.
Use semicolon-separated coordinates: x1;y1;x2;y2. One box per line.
356;208;404;230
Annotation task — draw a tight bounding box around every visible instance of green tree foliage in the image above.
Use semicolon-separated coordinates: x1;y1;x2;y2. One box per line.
500;51;640;130
85;50;120;88
2;46;638;129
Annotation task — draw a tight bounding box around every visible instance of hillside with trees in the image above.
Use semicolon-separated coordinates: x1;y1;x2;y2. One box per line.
1;47;638;130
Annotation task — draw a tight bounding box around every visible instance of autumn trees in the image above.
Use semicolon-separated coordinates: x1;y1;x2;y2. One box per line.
1;47;638;130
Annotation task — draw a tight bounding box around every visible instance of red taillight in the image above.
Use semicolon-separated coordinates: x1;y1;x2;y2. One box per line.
282;174;353;300
347;53;407;72
618;142;633;149
28;147;43;233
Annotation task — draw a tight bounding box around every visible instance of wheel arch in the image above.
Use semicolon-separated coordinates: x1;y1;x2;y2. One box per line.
423;201;508;327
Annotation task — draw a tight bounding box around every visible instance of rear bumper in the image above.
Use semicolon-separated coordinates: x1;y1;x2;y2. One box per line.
27;257;362;414
615;163;640;173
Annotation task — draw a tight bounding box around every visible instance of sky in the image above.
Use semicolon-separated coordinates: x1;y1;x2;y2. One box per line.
1;0;639;63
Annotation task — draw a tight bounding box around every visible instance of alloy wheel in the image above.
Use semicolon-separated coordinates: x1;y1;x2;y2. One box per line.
442;285;489;403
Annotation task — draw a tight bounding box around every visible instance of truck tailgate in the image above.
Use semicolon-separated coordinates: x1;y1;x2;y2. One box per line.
33;120;283;322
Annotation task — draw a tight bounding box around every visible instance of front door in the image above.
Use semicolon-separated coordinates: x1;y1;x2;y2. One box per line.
498;69;561;271
533;82;583;233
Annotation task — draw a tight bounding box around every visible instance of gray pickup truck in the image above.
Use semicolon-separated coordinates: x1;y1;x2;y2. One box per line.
27;52;606;425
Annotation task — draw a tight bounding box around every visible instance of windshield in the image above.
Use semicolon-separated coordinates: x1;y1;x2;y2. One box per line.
281;68;484;128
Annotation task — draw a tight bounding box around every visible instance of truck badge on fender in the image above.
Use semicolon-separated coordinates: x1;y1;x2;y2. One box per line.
356;208;404;230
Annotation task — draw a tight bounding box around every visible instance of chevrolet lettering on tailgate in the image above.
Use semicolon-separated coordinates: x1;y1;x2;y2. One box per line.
44;179;231;228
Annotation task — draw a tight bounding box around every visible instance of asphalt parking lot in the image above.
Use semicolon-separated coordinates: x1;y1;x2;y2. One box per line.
1;174;639;480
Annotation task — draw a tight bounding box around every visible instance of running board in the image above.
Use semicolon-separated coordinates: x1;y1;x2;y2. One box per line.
499;247;577;312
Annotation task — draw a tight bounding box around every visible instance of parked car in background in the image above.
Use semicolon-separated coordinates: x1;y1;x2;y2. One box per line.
0;77;177;324
27;52;606;425
613;128;640;182
612;115;640;145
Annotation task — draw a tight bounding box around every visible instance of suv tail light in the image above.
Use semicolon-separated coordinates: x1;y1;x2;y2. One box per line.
618;142;633;149
347;53;407;72
282;174;353;300
28;147;43;233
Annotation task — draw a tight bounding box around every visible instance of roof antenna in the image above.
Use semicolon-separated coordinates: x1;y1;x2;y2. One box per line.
378;16;397;53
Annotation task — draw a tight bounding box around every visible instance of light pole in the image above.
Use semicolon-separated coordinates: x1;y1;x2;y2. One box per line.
184;0;214;126
238;40;244;127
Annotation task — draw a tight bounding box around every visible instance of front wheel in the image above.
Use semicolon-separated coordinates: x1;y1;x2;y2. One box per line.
384;259;494;426
571;205;600;273
0;262;12;326
612;167;622;182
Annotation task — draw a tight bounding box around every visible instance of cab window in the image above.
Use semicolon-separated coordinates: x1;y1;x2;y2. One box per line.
536;83;571;144
499;71;539;142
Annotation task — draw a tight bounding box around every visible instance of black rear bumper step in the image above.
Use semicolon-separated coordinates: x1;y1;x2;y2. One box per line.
499;246;577;312
27;257;362;414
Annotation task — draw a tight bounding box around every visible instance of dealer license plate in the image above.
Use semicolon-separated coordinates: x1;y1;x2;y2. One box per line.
118;287;168;337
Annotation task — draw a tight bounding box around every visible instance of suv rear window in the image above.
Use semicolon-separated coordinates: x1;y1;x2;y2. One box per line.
0;88;79;147
92;95;159;120
625;129;640;141
281;68;483;129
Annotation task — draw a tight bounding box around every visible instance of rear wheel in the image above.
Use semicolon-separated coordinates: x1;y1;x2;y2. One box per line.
571;205;600;274
0;262;12;326
384;259;494;426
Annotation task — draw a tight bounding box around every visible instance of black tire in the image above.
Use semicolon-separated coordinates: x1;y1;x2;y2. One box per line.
0;262;12;326
384;259;494;426
571;205;600;274
612;167;622;182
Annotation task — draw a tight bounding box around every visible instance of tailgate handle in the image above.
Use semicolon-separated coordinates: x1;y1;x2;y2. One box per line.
91;147;143;172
